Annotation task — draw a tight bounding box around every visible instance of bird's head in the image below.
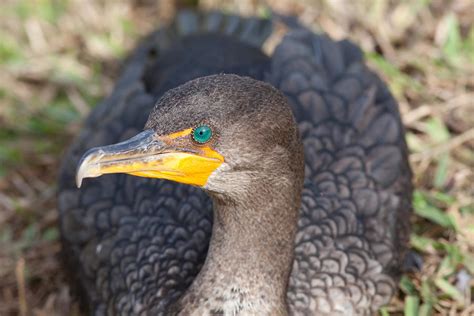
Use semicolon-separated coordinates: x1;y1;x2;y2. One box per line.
76;74;303;197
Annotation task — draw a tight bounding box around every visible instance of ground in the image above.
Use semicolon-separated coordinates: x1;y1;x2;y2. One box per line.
0;0;472;315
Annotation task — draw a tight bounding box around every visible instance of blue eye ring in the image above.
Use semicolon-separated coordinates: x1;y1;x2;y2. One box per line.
192;125;213;144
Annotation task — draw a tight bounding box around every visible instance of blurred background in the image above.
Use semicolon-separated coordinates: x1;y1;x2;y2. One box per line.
0;0;472;315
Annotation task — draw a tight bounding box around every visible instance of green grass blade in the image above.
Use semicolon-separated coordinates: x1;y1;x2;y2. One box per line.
413;191;457;230
434;278;465;304
404;295;420;316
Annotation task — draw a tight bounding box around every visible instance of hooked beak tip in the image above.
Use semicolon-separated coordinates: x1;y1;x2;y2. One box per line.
76;177;82;189
75;149;104;188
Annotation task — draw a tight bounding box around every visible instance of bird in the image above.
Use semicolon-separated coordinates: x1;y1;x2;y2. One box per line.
58;10;412;316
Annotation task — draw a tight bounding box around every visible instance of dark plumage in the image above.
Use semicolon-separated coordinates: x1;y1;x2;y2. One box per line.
58;11;412;316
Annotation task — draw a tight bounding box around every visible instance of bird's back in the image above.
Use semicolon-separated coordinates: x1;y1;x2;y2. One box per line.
58;11;412;315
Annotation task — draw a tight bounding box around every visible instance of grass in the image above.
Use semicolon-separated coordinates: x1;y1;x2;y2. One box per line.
0;0;473;315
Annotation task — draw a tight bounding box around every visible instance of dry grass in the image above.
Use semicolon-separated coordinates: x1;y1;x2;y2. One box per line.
0;0;472;315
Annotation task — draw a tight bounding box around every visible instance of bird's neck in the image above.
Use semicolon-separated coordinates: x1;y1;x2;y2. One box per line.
173;179;301;315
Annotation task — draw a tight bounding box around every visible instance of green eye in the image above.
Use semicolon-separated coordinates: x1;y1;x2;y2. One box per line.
192;125;212;144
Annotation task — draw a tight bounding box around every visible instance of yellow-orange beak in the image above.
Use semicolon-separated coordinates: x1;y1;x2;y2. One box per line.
76;129;224;188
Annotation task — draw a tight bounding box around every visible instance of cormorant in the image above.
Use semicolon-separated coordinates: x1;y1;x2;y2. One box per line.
58;11;412;316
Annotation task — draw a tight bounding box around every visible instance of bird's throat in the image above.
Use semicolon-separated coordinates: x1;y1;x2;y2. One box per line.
172;184;300;315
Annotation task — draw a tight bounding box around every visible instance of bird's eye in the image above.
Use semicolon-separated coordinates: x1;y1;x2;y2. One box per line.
192;125;212;144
